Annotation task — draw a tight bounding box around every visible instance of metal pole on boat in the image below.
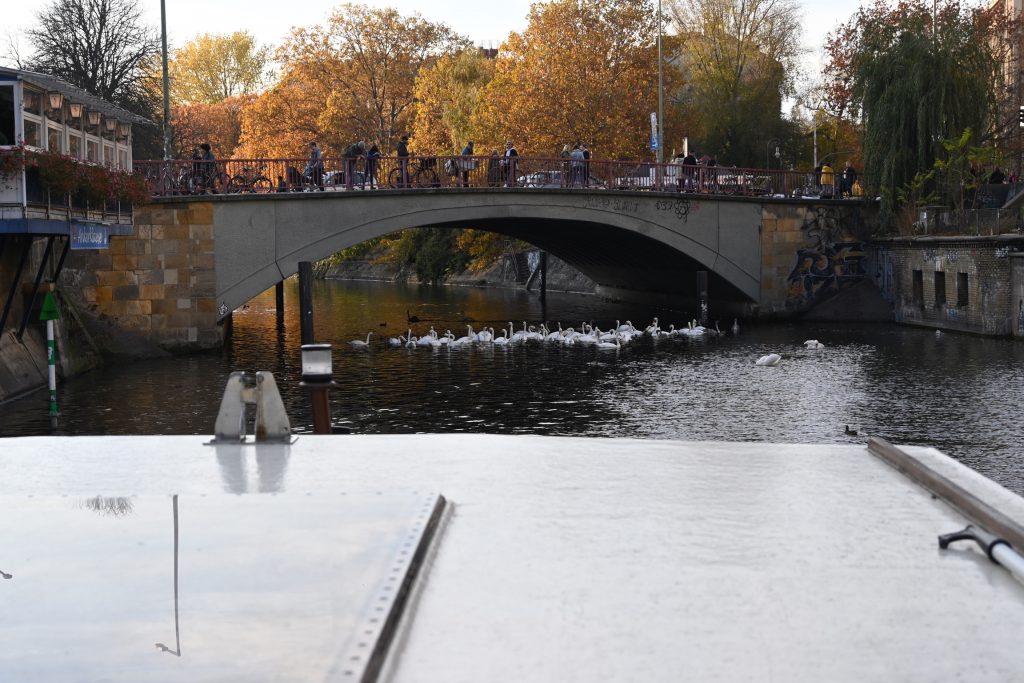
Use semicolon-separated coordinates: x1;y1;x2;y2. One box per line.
300;344;334;435
39;290;61;419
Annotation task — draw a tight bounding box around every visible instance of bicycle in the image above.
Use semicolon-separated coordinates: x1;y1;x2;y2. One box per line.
227;165;273;193
387;157;439;188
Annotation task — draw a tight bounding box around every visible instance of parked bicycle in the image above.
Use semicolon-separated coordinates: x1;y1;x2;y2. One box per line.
227;165;273;193
387;157;439;188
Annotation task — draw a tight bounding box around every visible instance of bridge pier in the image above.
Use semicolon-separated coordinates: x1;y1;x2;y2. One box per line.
275;281;284;319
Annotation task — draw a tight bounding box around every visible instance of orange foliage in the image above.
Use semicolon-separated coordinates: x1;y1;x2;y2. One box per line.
171;96;252;158
472;0;678;159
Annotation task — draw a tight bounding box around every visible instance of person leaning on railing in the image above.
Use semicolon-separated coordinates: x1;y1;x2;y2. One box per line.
396;135;410;188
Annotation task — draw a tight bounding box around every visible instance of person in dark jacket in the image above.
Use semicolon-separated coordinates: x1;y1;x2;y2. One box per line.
396;135;410;187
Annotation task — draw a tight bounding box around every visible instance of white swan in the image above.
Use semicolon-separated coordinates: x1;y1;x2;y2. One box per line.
349;332;373;348
492;327;510;346
755;353;782;366
387;334;404;347
596;335;621;350
731;318;740;335
803;339;825;349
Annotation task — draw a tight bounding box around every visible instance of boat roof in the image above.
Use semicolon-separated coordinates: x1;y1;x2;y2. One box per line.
1;434;1022;681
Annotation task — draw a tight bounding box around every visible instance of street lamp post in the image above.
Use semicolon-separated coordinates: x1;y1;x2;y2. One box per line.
657;0;664;168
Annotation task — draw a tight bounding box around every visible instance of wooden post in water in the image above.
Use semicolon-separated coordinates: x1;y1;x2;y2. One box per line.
299;261;314;345
275;281;284;317
697;271;709;326
540;251;548;304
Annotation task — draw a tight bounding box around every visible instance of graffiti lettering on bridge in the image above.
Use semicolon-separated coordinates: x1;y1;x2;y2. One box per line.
654;198;691;223
582;196;641;214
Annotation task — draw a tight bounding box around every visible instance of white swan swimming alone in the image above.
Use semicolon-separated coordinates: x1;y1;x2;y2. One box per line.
755;353;782;366
349;332;373;348
803;339;825;349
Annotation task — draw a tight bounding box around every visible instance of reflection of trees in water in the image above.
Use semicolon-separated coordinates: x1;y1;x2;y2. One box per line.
77;496;135;517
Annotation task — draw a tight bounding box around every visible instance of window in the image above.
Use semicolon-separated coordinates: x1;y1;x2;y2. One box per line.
957;272;969;308
118;149;128;169
0;86;14;145
23;119;41;147
22;89;41;114
912;270;924;308
69;132;82;159
103;143;114;167
86;139;98;162
934;271;947;308
47;125;63;153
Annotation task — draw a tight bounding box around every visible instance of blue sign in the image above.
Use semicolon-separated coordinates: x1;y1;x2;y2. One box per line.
650;135;659;151
70;223;109;250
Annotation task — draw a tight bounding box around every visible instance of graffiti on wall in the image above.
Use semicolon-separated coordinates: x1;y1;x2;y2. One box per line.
786;207;867;306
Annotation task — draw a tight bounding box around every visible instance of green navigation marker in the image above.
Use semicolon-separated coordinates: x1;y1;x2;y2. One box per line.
40;291;61;321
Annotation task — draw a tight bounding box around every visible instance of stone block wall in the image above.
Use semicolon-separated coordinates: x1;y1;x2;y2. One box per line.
872;237;1024;336
61;202;222;352
1011;253;1024;339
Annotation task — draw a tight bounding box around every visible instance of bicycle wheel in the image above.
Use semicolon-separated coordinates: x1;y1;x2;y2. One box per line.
387;167;404;188
227;175;246;194
252;177;273;193
415;168;439;188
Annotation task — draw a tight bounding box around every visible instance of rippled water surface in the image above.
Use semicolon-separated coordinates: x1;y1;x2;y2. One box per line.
3;279;1023;494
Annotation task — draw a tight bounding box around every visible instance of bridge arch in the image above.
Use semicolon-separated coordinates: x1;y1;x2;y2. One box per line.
211;189;765;317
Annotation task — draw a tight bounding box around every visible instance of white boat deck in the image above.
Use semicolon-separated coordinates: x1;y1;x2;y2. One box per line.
2;434;1023;681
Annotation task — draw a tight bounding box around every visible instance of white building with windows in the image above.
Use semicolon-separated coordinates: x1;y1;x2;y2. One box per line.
0;66;147;226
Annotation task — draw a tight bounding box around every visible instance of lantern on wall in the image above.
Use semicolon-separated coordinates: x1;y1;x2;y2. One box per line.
117;122;130;139
68;102;84;119
104;117;117;134
47;92;64;111
87;110;101;127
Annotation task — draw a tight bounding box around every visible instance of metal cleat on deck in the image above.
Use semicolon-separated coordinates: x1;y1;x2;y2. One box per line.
211;370;293;443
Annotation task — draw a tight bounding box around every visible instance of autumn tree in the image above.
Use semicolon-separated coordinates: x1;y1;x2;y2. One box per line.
170;32;269;104
473;0;676;159
170;96;252;158
237;4;466;158
824;0;1009;222
668;0;802;167
411;49;495;154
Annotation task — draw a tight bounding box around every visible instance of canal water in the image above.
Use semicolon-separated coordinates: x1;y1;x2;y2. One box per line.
2;279;1023;495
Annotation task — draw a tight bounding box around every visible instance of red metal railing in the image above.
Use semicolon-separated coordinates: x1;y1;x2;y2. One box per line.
134;156;861;200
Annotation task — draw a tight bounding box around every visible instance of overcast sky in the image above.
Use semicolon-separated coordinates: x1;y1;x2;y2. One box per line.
3;0;864;84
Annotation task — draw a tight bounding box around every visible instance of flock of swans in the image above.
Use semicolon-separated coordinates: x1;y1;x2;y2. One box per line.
349;317;727;351
349;317;827;364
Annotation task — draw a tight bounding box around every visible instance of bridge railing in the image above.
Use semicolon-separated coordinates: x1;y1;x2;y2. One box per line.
134;156;859;200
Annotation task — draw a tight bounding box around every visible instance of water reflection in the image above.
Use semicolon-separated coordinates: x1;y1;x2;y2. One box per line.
1;279;1022;494
214;444;291;494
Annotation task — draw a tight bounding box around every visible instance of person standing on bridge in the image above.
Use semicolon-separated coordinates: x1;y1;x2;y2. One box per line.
502;140;518;186
307;141;324;191
396;135;410;188
364;143;381;189
343;140;366;190
199;143;216;194
460;140;475;187
581;142;591;187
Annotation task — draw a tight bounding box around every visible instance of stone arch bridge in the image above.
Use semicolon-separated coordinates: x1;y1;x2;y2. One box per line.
66;188;878;350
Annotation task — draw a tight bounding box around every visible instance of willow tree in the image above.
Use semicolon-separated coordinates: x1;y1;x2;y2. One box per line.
411;49;494;155
824;0;1008;224
669;0;802;166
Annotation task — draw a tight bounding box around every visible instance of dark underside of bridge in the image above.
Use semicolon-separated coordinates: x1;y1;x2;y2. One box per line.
435;217;751;305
